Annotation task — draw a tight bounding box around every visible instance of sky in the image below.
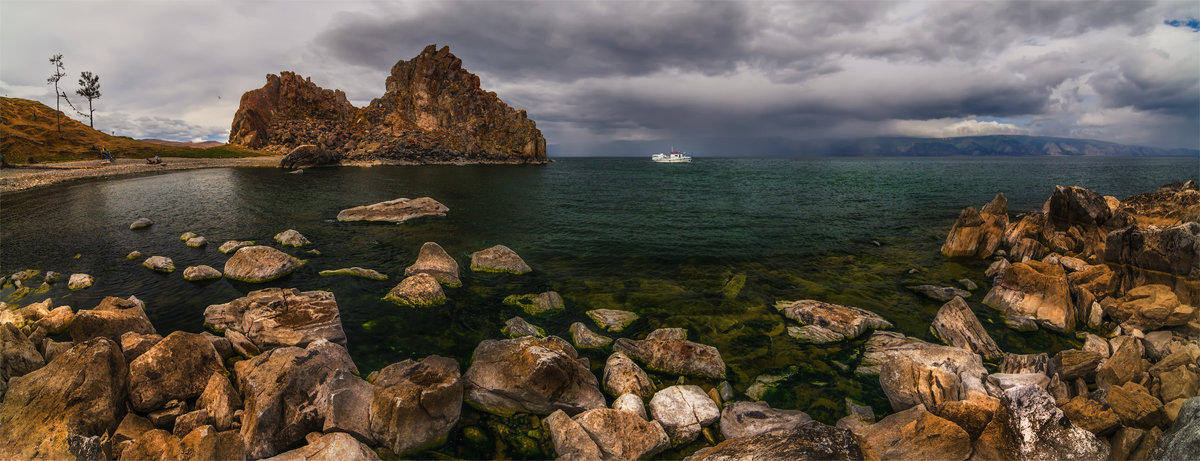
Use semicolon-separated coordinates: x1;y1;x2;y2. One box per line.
2;0;1198;153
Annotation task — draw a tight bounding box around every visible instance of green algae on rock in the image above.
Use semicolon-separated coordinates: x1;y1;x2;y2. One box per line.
222;246;303;283
503;291;564;316
384;273;446;307
470;245;531;274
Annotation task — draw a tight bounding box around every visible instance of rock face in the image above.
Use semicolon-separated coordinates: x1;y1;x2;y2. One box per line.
280;144;341;169
337;197;449;223
982;260;1076;332
383;273;446;307
404;241;460;286
649;385;721;445
127;331;225;413
223;245;303;282
942;193;1008;258
203;287;347;350
774;299;892;343
470;244;532;274
462;336;605;416
613;328;726;379
931;296;1003;360
230;45;546;164
688;423;864;461
0;338;128;460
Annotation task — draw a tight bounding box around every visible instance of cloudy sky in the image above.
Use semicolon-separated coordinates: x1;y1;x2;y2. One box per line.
2;0;1197;153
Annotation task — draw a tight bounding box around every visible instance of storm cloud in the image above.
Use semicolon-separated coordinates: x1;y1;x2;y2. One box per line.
1;0;1196;153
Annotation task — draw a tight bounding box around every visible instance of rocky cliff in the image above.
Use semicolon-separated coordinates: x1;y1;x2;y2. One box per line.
229;45;546;164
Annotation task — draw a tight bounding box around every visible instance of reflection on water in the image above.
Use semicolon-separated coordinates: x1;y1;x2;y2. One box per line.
1;156;1196;449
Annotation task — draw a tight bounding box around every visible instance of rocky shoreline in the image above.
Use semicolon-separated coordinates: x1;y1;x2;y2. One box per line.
1;181;1197;460
0;157;282;194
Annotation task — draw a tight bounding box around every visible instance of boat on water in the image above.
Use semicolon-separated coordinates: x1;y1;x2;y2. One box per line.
651;149;692;163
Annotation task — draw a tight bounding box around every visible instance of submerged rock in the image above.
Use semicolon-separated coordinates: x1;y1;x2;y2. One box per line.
649;385;720;446
614;328;726;379
501;316;545;338
908;284;972;301
470;244;531;274
774;299;892;343
462;335;605;416
67;273;94;290
0;338;128;460
183;265;222;281
273;229;311;247
223;245;303;282
337;197;449;223
218;240;254;254
569;322;612;349
204;287;346;350
503;291;564;316
318;267;388;280
719;401;813;440
982;260;1075;332
383;273;446;307
586;308;639;332
404;241;460;286
931;296;1003;361
130;217;154;229
126;250;143;260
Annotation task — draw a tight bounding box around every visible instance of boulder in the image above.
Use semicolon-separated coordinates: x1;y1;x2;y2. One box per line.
860;404;971;461
543;410;603;460
197;373;242;431
404;242;460;286
930;296;1003;361
503;291;564;315
719;401;812;440
1048;185;1112;230
67;273;94;290
1059;395;1119;435
1151;396;1200;461
1068;263;1117;297
236;340;357;459
172;409;212;437
1097;337;1147;389
261;432;378;461
0;338;128;460
127;331;225;413
318;267;388;280
180;231;198;241
941;194;1009;258
986;373;1050;395
1000;352;1050;374
931;396;998;440
1108;381;1167;428
469;244;531;274
880;354;965;411
687;422;863;461
613;328;726;379
857;331;987;398
1105;221;1199;279
908;284;972;301
126;250;143;260
130;217;154;229
185;236;208;248
0;323;43;384
223;245;303;282
573;408;671;460
383;273;446;307
569;322;612;349
119;331;163;363
501;316;544;338
183;265;222;281
982;260;1076;332
204;287;346;350
1105;284;1196;331
1111;426;1146;461
774;299;892;342
218;240;254;254
279;144;342;169
586;308;639;333
986;258;1011;278
142;255;176;273
178;426;245;461
120;429;181;461
114;413;156;449
612;394;648;419
70;297;156;343
462;336;605;416
368;355;462;454
1050;349;1103;381
274;229;310;247
1157;366;1199;404
649;385;721;445
602;352;655;400
336;197;449;223
992;385;1110;460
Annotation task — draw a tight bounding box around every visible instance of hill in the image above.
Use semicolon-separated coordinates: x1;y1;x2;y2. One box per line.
0;97;267;164
551;135;1199;157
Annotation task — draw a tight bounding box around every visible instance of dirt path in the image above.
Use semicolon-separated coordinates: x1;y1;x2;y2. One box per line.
0;156;283;194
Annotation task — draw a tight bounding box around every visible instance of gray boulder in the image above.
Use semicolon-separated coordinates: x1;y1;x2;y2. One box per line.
602;352;655;400
720;401;812;440
649;385;720;446
613;328;726;379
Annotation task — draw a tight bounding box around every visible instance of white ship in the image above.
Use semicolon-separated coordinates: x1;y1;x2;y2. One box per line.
651;149;692;163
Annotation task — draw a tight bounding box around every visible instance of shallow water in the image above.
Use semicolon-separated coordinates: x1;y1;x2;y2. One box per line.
1;156;1196;456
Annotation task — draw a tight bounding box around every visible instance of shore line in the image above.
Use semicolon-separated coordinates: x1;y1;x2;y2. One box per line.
0;156;283;194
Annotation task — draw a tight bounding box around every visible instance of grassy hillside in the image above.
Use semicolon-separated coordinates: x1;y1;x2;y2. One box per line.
0;97;269;163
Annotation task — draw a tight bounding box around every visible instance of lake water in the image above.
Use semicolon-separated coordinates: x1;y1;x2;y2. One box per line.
1;156;1196;456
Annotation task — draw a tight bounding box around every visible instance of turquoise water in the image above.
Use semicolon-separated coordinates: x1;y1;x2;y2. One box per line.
1;156;1196;456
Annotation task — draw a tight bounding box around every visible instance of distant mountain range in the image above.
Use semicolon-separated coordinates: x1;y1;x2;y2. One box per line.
550;135;1199;157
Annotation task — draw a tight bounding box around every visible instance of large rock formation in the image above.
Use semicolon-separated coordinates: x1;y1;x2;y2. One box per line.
230;44;546;164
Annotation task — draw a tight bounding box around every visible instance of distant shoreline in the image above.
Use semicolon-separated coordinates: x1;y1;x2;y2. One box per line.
0;156;282;194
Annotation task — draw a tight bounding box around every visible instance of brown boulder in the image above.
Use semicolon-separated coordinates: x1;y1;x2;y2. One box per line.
602;352;655;400
222;245;303;283
128;331;226;413
469;244;532;274
260;432;377;461
1050;349;1104;381
463;336;605;416
774;299;892;342
1097;337;1148;389
0;322;43;383
203;287;347;350
70;296;156;343
1108;381;1167;428
369;355;462;454
930;296;1003;360
613;328;726;379
942;194;1009;258
982;260;1076;332
337;197;449;224
857;331;988;398
383;273;446;307
404;241;460;286
879;354;963;412
719;401;813;439
197;373;243;431
687;422;864;461
120;429;181;461
573;408;671;460
1105;284;1196;331
1048;185;1112;230
861;404;971;461
179;426;245;461
932;396;997;440
1059;395;1120;435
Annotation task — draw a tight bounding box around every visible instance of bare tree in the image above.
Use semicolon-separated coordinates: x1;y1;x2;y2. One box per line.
75;72;101;128
46;54;66;134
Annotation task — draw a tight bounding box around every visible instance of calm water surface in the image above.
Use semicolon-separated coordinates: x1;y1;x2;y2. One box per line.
1;156;1196;455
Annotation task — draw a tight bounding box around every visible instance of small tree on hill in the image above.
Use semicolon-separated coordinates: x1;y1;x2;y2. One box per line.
76;71;101;128
46;54;66;134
